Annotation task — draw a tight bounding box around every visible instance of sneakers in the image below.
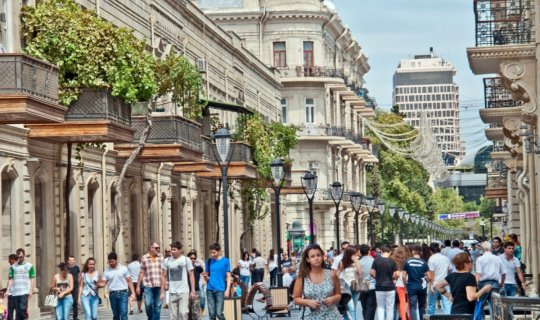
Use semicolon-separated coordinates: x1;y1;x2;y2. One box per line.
129;310;133;315
139;309;143;313
164;304;169;309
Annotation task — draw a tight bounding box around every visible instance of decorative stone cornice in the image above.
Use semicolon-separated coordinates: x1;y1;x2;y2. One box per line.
500;61;537;114
479;105;522;124
468;44;536;60
485;127;504;141
504;158;523;173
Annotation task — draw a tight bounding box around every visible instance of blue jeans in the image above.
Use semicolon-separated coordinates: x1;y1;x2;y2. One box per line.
503;284;518;297
206;289;225;320
143;286;162;320
109;290;129;320
408;287;427;320
240;275;250;287
270;268;278;287
477;280;500;320
346;291;360;320
81;294;99;320
55;295;73;320
427;286;451;315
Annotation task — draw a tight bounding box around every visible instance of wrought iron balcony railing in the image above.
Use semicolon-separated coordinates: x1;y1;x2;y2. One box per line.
474;0;535;46
132;115;202;150
298;124;365;144
0;53;59;103
483;77;522;108
204;140;253;163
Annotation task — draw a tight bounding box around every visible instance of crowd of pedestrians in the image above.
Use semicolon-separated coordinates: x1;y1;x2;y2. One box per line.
0;233;528;320
287;235;527;320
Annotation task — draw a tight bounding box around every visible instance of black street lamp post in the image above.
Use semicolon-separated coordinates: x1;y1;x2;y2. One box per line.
378;200;386;244
270;159;285;287
365;195;375;247
330;182;344;252
397;209;404;245
301;171;318;244
350;192;364;245
403;212;410;244
214;128;233;258
388;207;397;244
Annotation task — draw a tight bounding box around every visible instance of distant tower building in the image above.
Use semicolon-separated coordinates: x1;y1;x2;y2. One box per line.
393;48;463;165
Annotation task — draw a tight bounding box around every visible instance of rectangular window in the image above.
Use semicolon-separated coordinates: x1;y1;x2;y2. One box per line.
273;42;287;68
281;98;287;124
303;41;314;67
305;98;315;123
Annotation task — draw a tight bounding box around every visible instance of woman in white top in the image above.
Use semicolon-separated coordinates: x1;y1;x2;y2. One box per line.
78;257;102;320
337;247;363;320
267;249;278;287
51;262;74;320
237;251;251;287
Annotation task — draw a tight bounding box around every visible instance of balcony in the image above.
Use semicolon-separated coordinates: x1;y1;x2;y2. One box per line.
474;0;534;47
278;65;350;86
479;77;523;125
26;89;134;142
0;53;66;124
468;0;536;74
114;115;203;163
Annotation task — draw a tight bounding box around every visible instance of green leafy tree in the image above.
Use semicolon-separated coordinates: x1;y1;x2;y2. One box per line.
21;0;157;105
431;188;466;230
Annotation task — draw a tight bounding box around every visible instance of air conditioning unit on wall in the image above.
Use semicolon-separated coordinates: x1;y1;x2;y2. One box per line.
197;58;207;73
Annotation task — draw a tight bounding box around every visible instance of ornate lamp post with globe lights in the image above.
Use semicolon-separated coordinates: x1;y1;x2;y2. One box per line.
214;128;233;258
270;159;286;286
301;171;318;244
330;181;344;252
350;192;365;245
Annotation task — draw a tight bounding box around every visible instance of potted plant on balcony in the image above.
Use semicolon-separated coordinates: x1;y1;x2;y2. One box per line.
21;0;157;137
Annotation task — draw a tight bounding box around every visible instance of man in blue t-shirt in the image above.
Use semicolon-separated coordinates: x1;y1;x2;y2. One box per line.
203;243;231;320
403;245;432;320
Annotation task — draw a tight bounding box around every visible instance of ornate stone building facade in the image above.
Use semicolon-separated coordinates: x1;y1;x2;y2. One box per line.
195;0;377;251
467;0;540;294
0;0;281;315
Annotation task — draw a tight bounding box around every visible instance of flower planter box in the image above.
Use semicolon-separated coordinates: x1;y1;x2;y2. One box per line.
115;115;203;162
26;89;134;143
0;53;66;124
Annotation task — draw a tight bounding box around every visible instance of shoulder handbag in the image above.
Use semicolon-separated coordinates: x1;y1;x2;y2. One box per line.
350;279;360;292
44;289;57;307
83;272;102;305
358;278;369;292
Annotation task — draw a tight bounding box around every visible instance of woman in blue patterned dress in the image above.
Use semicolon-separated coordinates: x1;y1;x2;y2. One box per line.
293;244;342;319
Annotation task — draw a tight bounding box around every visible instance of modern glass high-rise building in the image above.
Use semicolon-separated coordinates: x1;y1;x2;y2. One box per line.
393;49;464;165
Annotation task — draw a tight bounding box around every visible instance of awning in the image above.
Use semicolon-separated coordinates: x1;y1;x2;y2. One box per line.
202;99;255;115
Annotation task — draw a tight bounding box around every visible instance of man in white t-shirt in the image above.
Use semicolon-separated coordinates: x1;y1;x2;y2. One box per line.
161;241;196;320
331;241;350;271
499;241;526;297
427;242;452;315
100;252;136;319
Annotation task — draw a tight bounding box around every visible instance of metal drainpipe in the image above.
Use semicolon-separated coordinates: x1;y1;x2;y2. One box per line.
258;3;267;59
157;163;164;244
528;151;539;296
101;147;109;270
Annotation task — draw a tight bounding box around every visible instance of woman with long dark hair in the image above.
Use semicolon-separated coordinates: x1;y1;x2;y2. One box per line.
268;249;278;287
238;251;251;287
337;246;362;319
293;244;342;319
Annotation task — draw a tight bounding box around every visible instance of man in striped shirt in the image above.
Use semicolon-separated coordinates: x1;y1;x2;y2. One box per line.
6;248;35;320
137;242;164;320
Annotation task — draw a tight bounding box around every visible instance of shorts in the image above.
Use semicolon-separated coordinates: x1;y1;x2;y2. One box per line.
130;282;143;301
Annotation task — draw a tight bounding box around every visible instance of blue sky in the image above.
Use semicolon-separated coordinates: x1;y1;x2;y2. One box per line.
332;0;490;161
